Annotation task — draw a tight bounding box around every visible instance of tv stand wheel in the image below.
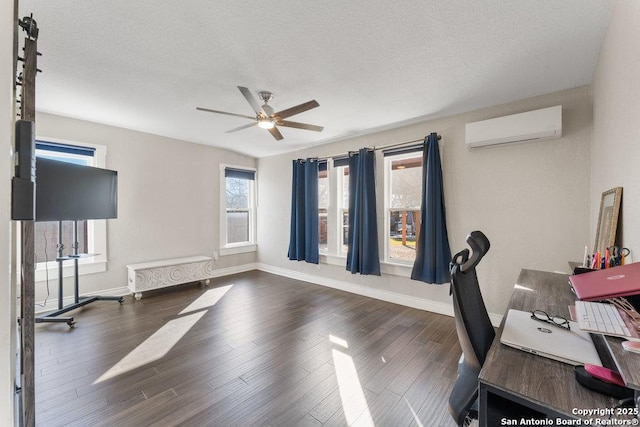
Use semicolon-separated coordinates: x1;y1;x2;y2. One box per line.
118;297;124;304
134;293;142;300
67;320;76;328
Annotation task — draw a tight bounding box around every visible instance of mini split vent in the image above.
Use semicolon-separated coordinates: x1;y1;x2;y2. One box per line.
465;105;562;149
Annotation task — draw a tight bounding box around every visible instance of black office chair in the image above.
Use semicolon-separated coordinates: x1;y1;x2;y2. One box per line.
448;231;495;427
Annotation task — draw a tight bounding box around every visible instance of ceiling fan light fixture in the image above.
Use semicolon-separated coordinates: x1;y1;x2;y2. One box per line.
197;86;322;141
258;118;275;129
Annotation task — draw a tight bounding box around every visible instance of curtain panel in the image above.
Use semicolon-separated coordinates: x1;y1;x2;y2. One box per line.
287;158;319;264
411;133;451;284
346;149;381;275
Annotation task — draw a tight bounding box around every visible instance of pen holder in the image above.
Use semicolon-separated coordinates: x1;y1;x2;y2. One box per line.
573;267;595;276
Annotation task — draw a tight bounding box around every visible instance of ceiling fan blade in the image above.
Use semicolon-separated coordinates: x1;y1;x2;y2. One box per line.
238;86;266;116
225;122;257;133
196;107;255;120
275;100;319;119
267;126;284;141
278;120;324;132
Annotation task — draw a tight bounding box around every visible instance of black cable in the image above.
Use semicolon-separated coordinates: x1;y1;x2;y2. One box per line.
35;227;51;308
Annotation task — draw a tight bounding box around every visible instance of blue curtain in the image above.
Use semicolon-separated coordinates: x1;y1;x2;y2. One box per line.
411;133;451;284
346;149;381;275
288;159;319;264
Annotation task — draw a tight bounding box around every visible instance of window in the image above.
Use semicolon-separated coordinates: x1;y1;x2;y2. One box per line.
334;157;350;256
384;151;423;264
318;161;328;254
317;147;427;268
33;139;108;282
221;166;256;254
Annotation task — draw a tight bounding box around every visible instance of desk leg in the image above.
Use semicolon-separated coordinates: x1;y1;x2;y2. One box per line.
479;382;501;427
479;381;563;425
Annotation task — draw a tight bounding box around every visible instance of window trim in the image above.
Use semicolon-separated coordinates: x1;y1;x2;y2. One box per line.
219;164;257;255
33;137;109;283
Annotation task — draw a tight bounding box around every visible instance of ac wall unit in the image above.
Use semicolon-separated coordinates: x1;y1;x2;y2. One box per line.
465;105;562;149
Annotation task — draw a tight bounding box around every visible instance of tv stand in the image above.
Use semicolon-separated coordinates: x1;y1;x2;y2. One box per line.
36;220;123;327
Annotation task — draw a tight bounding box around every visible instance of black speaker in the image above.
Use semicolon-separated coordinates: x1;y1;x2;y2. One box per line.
11;120;35;220
12;177;34;220
15;120;35;181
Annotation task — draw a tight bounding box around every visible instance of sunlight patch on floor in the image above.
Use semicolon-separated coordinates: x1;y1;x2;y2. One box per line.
331;335;374;426
329;334;349;348
179;285;233;315
404;396;424;427
94;285;232;384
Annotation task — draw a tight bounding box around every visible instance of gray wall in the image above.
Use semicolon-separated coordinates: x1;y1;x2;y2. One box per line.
258;86;593;317
33;112;257;301
592;1;640;259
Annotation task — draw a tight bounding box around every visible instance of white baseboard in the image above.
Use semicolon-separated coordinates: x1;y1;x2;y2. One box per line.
211;262;258;277
256;262;454;315
35;261;503;327
488;313;502;328
255;263;503;327
35;263;259;314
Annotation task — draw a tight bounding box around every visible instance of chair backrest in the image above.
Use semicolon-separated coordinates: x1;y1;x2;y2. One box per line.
448;231;495;426
451;231;494;368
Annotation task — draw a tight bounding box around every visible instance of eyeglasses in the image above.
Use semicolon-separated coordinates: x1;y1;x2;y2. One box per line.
531;310;570;330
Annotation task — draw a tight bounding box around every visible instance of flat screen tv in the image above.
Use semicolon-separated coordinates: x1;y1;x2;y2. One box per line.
35;157;118;221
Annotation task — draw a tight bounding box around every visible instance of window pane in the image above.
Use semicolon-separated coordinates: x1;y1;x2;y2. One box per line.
388;155;422;263
226;177;249;209
318;169;328;253
35;221;88;261
337;166;350;255
223;168;255;247
319;208;328;253
341;167;350;207
318;169;329;209
390;157;422;209
227;210;249;244
36;152;91;166
388;209;419;263
341;210;349;254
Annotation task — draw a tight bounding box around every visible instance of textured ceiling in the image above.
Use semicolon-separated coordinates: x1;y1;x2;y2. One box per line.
18;0;613;158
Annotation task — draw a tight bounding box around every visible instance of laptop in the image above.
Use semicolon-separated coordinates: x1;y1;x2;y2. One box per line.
569;262;640;301
500;309;602;366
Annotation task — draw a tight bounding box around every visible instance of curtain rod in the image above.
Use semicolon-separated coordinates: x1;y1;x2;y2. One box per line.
312;133;441;162
373;134;441;152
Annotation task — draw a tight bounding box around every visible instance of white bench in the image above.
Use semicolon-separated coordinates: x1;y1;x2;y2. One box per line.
126;256;214;300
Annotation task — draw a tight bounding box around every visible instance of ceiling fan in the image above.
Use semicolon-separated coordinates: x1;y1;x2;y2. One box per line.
197;86;324;141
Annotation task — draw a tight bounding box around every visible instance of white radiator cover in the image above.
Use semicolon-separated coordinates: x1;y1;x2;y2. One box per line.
126;256;214;299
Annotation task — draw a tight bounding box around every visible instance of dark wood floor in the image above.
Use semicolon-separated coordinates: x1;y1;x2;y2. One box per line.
34;270;461;426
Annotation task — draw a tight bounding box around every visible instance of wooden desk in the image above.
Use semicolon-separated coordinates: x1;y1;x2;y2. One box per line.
478;269;638;425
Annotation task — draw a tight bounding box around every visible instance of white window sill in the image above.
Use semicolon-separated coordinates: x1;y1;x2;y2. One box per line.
220;244;257;256
320;254;347;266
319;254;413;278
380;261;412;278
35;260;107;284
